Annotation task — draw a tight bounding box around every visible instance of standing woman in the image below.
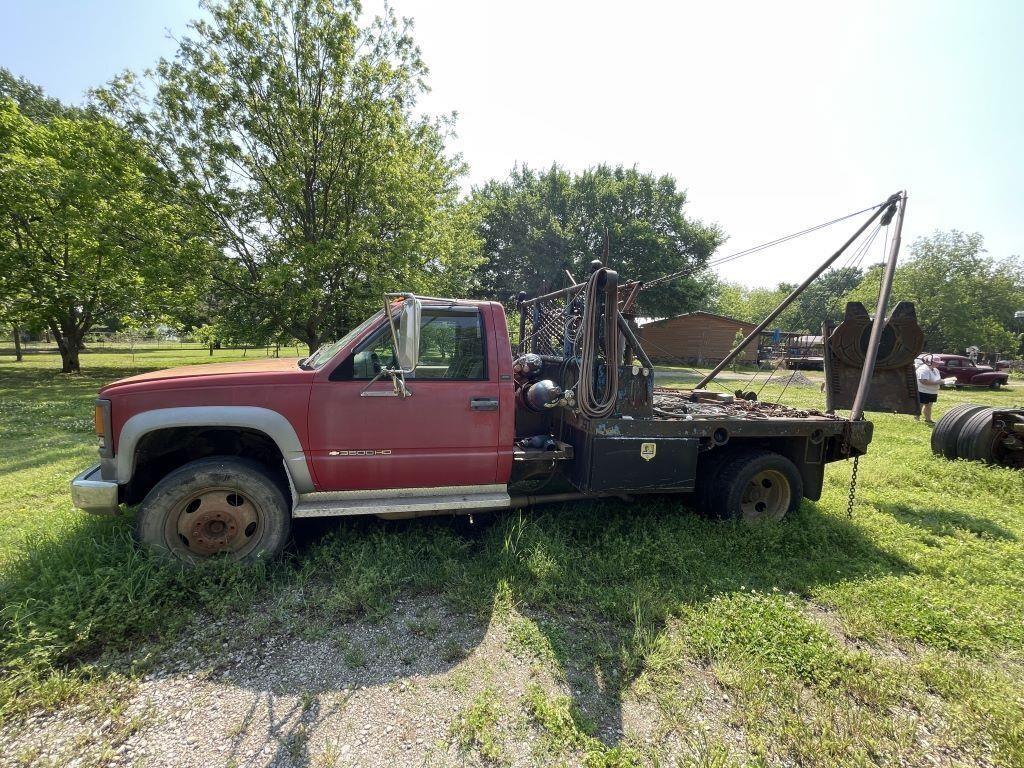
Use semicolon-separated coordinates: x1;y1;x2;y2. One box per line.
915;355;942;425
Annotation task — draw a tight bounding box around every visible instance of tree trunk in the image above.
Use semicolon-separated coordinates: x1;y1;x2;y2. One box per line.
12;326;22;362
305;319;321;357
304;330;321;356
51;323;85;373
58;340;81;373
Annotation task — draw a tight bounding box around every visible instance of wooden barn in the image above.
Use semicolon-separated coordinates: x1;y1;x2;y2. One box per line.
636;311;758;364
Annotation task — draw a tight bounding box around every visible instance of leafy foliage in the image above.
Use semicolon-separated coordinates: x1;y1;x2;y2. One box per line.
0;68;84;356
712;267;865;333
471;164;723;316
0;67;74;123
788;265;865;332
0;100;208;372
846;231;1024;354
713;282;799;328
98;0;480;354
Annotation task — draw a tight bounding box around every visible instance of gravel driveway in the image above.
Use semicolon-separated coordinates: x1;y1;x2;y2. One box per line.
2;592;739;767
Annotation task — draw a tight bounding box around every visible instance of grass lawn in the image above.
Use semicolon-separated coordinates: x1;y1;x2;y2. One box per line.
1;349;1022;766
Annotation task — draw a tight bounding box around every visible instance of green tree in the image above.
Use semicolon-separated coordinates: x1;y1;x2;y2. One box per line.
0;67;72;123
0;100;207;372
98;0;480;354
713;282;800;329
1;68;81;362
710;267;865;333
787;266;864;332
0;262;27;361
846;231;1024;354
471;164;723;316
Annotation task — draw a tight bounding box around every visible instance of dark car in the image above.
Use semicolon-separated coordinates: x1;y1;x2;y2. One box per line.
925;353;1009;389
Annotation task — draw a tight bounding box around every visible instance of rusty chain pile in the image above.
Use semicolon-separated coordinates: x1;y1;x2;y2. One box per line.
651;389;833;421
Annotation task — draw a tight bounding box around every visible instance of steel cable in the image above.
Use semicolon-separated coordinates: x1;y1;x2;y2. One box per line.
641;199;892;292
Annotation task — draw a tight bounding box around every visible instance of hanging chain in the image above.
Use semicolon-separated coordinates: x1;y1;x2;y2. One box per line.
846;455;860;518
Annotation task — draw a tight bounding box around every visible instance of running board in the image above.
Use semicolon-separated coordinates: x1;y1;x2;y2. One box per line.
292;484;512;518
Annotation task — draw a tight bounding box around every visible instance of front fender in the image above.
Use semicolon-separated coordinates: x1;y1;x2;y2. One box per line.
969;372;1007;386
114;406;315;493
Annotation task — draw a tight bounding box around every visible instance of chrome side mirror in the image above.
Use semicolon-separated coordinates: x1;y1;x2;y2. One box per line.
395;296;421;372
369;293;421;399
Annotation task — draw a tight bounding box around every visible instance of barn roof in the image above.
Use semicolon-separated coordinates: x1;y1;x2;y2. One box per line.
639;311;757;329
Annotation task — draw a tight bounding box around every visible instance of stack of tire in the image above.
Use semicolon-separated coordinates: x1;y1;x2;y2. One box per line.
930;404;1002;463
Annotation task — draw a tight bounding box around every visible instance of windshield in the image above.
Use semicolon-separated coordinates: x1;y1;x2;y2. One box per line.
302;311;384;370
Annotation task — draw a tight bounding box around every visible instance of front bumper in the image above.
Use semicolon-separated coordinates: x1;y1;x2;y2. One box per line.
71;464;121;515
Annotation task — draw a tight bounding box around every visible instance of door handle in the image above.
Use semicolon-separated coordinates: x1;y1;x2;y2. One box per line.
470;397;499;411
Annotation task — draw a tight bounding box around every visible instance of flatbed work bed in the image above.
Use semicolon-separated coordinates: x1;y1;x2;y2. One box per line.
547;389;870;504
509;192;912;521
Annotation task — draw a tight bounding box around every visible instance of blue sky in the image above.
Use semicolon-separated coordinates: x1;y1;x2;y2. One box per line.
2;0;1021;288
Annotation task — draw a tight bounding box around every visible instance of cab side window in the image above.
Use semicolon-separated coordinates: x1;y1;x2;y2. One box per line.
418;310;487;379
332;307;487;381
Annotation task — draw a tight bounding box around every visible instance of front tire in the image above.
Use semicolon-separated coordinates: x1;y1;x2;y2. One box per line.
705;449;803;523
136;456;290;565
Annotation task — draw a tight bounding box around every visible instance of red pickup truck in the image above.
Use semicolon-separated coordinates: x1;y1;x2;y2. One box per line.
72;278;873;565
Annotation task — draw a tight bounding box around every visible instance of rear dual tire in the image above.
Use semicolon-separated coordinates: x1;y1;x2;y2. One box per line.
955;408;1000;464
696;448;803;523
932;405;1004;465
930;404;988;459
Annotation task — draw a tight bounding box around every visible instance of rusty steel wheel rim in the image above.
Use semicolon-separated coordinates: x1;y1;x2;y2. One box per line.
166;487;264;560
740;469;790;522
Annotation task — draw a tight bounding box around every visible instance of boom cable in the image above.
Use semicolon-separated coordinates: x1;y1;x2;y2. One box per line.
721;213;888;402
640;199;892;293
766;214;892;410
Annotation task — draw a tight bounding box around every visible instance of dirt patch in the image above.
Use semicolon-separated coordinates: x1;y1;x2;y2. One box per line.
804;601;920;663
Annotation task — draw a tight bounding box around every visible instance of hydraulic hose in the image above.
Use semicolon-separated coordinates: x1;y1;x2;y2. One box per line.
576;268;620;418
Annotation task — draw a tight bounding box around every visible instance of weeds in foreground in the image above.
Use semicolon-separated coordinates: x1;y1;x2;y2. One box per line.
0;513;271;720
524;683;642;767
451;687;504;762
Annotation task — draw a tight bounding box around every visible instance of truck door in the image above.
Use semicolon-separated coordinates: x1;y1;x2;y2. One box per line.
307;305;501;491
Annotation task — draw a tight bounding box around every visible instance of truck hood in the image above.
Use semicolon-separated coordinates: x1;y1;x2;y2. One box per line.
100;358;311;393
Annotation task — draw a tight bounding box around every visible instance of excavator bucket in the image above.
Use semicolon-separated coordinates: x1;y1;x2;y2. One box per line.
824;301;925;414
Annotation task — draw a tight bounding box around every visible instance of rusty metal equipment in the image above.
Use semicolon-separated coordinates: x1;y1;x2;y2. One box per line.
849;191;908;419
823;300;925;415
509;192;913;514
